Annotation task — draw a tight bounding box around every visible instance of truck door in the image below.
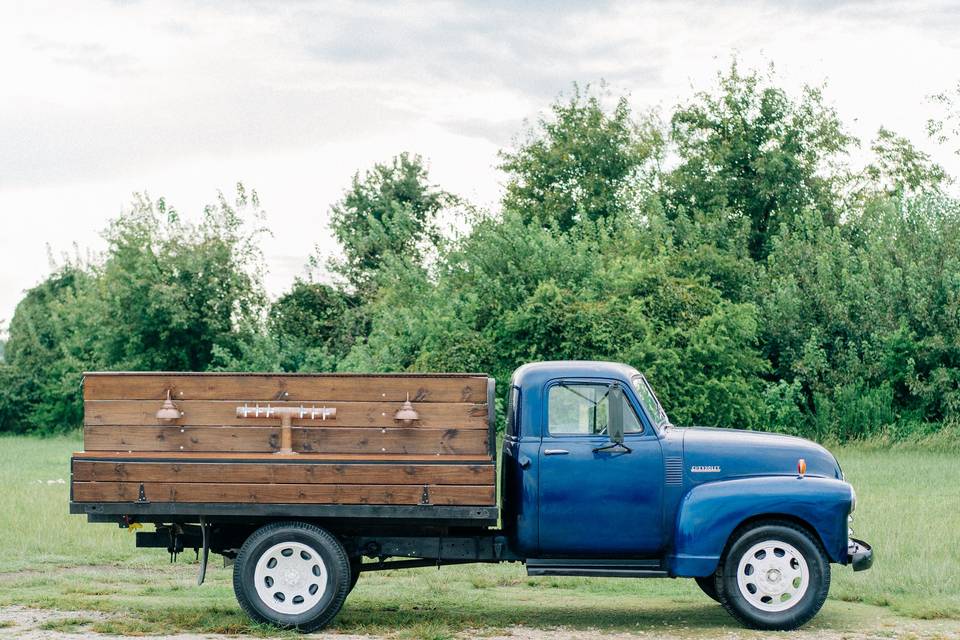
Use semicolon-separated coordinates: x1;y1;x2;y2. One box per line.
537;379;664;557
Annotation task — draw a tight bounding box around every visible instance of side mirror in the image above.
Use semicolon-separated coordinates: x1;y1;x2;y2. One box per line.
608;383;624;444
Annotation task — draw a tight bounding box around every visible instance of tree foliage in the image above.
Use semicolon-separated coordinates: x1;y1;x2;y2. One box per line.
328;153;456;294
268;280;364;372
666;63;853;260
4;63;959;443
91;188;268;371
0;266;92;433
500;84;660;231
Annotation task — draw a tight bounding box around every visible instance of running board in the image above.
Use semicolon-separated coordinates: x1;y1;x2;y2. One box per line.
526;558;668;578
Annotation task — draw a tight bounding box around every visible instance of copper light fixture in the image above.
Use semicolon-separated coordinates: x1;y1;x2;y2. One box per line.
156;389;182;422
394;393;419;425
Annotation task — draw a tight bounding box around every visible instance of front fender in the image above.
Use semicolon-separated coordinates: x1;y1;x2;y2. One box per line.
667;476;852;577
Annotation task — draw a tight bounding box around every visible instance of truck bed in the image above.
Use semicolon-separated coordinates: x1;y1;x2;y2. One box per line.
70;372;498;525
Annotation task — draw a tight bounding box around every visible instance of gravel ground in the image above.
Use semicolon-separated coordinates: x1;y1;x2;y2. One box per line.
3;605;960;639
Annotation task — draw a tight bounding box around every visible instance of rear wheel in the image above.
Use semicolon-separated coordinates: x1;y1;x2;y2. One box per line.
716;521;830;630
694;575;720;602
233;521;350;632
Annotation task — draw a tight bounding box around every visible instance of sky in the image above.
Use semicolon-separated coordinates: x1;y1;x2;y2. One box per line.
1;0;959;334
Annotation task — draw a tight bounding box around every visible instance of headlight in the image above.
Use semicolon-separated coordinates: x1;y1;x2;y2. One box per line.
849;486;857;513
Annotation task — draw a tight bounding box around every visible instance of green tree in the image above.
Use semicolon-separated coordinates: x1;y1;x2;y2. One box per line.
927;81;960;156
91;186;267;371
0;266;94;433
500;84;661;231
859;127;947;198
758;194;960;436
328;153;457;294
268;280;363;372
667;62;853;260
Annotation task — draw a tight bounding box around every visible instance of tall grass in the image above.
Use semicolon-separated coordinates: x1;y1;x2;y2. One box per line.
830;445;960;619
813;383;896;441
0;433;146;569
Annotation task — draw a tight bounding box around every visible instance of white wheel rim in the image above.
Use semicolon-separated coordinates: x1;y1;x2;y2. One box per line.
736;539;809;612
254;541;327;615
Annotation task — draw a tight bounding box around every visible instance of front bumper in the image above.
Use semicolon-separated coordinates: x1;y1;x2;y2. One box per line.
848;537;873;571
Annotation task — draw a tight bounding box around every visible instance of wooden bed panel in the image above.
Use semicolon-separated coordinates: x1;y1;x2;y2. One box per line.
72;481;496;505
84;374;488;403
83;425;489;455
72;451;494;462
74;372;496;509
84;400;488;429
72;460;495;485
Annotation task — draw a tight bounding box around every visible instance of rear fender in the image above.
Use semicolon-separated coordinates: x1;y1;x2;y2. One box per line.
667;476;852;577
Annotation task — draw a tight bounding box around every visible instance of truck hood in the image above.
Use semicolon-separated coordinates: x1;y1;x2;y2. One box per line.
679;427;842;482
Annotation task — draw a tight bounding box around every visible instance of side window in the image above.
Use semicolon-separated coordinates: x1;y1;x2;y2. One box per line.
506;386;521;437
547;383;642;435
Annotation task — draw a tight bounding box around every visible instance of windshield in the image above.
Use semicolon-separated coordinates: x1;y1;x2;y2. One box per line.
632;375;670;429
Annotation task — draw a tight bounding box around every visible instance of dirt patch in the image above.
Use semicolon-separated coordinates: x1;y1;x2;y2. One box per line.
0;605;370;639
483;620;960;640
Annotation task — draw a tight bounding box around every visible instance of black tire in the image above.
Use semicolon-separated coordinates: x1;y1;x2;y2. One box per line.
349;556;362;592
694;575;720;603
233;521;350;633
715;520;830;630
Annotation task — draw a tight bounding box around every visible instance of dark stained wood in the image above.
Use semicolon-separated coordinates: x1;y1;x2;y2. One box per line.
72;460;495;485
84;374;488;403
75;372;496;510
72;451;494;463
72;481;496;505
85;400;488;429
84;425;489;455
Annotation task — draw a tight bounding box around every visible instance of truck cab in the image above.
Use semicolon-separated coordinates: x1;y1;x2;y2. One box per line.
501;361;871;628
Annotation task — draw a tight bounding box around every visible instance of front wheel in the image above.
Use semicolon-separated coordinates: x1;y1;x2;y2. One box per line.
716;521;830;630
233;521;351;632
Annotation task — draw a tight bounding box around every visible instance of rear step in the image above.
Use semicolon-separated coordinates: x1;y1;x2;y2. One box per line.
526;558;668;578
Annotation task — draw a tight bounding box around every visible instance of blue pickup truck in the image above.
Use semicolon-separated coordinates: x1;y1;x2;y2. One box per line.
500;361;871;630
73;361;872;632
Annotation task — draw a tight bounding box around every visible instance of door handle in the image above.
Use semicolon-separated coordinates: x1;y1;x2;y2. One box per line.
543;449;569;456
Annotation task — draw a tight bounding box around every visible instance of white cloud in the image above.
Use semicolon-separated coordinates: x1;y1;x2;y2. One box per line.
1;0;958;331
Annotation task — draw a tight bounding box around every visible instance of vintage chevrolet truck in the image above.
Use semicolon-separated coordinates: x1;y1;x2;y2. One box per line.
70;361;872;632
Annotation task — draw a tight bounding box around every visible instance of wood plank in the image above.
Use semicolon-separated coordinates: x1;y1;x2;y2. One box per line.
72;460;495;485
72;481;496;505
85;400;488;429
73;451;494;463
83;425;489;455
84;374;488;403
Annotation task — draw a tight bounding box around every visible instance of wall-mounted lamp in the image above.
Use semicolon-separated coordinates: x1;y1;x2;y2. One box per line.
394;393;419;426
156;389;182;422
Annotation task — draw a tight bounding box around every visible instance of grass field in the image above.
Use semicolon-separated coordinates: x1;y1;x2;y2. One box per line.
1;433;958;638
